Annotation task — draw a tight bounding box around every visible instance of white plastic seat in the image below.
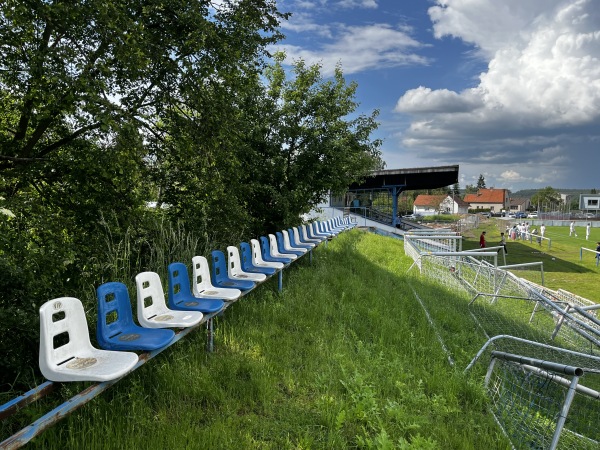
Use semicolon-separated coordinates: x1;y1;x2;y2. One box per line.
324;219;342;235
300;224;323;243
268;234;298;260
250;239;284;269
191;255;242;301
293;227;316;248
226;246;267;282
282;230;308;254
39;297;138;382
135;272;203;328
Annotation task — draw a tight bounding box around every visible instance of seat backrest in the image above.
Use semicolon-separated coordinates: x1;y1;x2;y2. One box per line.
260;236;272;259
240;242;254;271
292;227;302;245
191;255;214;296
250;239;264;264
167;262;195;307
271;233;282;254
211;250;228;283
40;297;93;371
135;271;168;322
311;222;320;236
96;282;136;346
300;224;313;241
282;230;293;250
227;246;244;277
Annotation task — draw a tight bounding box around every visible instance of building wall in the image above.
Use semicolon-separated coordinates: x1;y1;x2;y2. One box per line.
468;202;504;211
579;194;600;211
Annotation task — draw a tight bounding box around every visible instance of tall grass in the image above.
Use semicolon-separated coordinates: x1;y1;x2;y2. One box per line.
19;231;509;449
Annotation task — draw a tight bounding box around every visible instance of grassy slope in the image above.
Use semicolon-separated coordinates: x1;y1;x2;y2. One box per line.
24;231;510;449
461;218;600;302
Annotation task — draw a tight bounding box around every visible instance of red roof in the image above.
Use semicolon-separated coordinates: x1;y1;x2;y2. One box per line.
463;188;506;204
414;194;447;207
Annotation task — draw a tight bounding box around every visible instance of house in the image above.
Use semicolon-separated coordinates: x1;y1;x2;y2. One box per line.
508;197;530;213
413;194;469;215
579;194;600;213
463;188;509;213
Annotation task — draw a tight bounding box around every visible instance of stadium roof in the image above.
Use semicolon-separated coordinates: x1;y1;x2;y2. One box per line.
349;165;459;191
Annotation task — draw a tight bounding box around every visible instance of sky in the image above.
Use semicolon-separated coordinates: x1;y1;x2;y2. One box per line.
270;0;600;191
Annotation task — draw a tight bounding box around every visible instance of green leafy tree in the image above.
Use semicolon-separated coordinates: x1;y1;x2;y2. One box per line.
238;54;383;230
0;0;286;195
476;174;486;189
0;0;288;388
465;184;477;194
530;186;562;211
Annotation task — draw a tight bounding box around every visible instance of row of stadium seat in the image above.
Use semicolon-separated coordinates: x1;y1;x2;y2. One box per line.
38;217;355;383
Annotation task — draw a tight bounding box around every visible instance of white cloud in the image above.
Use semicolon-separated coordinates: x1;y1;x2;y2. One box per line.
278;12;333;37
337;0;378;8
274;23;429;76
395;86;483;113
395;0;600;189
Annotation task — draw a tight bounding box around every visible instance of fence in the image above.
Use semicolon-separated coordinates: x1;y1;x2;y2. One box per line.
404;230;600;449
580;247;600;267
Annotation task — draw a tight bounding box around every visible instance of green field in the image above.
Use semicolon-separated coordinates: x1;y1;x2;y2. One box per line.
461;218;600;302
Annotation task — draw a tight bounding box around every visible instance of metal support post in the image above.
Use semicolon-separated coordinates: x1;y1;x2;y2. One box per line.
278;270;283;292
206;318;214;353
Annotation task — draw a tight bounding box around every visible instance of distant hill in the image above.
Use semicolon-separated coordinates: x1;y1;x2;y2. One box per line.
511;188;598;199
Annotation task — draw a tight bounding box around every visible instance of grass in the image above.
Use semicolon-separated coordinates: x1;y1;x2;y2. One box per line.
461;218;600;302
8;230;514;449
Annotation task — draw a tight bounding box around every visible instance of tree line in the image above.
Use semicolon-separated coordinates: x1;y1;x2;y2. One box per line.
0;0;383;389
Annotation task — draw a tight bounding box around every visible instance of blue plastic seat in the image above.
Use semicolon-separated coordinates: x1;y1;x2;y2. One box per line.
328;218;346;232
96;282;175;351
211;250;256;291
276;231;305;257
301;224;323;243
259;236;293;265
319;221;338;236
240;242;277;275
311;222;331;239
288;228;314;250
167;263;225;314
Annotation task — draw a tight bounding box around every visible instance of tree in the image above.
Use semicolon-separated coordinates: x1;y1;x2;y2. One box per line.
232;54;383;231
449;182;460;196
476;174;486;189
0;0;289;388
465;184;477;194
530;186;562;211
0;0;287;197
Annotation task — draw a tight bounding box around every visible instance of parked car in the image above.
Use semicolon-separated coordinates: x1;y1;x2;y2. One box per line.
527;212;538;218
585;212;596;218
402;213;422;221
515;212;527;219
478;212;491;218
507;212;516;218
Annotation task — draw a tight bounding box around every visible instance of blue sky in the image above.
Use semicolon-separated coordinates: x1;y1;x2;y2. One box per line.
270;0;600;191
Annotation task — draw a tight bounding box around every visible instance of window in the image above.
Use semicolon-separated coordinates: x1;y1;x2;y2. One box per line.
587;199;598;207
